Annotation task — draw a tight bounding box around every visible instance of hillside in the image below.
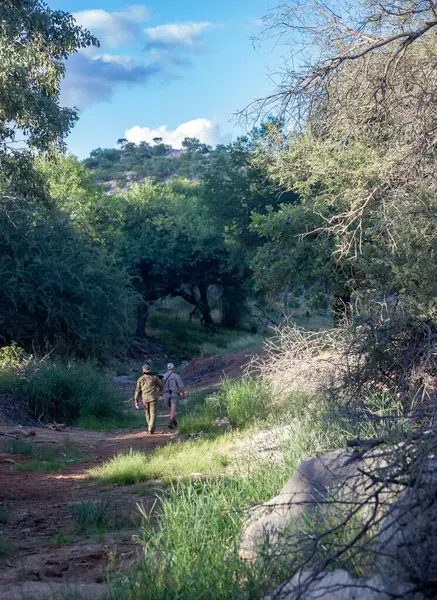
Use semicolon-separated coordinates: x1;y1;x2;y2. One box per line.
83;137;213;193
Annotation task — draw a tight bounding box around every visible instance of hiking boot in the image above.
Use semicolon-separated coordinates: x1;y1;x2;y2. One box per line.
168;419;178;430
148;430;155;435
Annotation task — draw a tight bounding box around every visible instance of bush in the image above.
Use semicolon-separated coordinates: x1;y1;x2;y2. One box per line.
211;379;272;429
0;199;132;358
16;360;122;424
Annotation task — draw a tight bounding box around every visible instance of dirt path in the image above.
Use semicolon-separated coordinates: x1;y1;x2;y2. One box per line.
0;351;254;599
0;413;177;600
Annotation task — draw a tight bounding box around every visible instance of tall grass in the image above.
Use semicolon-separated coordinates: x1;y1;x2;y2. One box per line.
99;377;358;599
0;357;123;425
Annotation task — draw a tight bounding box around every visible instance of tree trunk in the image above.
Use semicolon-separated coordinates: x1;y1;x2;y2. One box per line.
198;282;214;328
136;304;150;338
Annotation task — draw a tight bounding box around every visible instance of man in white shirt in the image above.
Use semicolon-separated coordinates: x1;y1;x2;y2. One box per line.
163;362;186;429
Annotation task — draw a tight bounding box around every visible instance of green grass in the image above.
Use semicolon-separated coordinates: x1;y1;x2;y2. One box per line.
110;471;294;600
87;436;235;486
6;438;91;472
146;311;262;359
0;359;123;425
69;500;111;534
51;532;75;546
14;458;66;472
76;411;145;432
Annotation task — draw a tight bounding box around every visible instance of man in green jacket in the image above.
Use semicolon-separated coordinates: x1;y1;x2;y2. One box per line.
134;364;163;434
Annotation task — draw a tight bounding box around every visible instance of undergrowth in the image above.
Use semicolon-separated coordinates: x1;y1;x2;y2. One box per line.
0;349;123;425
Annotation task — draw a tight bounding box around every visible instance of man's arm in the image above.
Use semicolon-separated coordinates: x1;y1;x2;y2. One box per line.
175;374;186;399
134;379;141;408
156;376;164;390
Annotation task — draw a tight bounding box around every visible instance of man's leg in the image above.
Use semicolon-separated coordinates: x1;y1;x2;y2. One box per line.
169;397;178;428
144;402;151;431
148;401;156;433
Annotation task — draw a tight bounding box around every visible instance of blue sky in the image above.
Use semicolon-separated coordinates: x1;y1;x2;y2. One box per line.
51;0;282;158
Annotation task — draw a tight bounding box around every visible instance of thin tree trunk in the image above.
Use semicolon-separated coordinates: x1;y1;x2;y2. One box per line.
136;304;150;338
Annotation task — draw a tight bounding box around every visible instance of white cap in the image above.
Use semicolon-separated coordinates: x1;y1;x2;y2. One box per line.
167;362;175;370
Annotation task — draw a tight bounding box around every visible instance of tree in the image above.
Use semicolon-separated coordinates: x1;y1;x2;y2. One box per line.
0;1;97;201
182;137;211;154
244;0;437;398
0;198;132;356
120;180;240;335
199;132;286;326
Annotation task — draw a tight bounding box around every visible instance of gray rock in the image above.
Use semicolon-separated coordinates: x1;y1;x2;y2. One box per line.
240;449;392;561
265;569;418;600
377;485;437;591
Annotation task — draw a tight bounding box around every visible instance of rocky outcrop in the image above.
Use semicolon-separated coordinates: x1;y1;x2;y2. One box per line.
240;448;391;561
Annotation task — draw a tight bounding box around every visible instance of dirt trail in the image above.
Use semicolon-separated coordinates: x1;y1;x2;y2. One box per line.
0;414;176;600
0;351;254;599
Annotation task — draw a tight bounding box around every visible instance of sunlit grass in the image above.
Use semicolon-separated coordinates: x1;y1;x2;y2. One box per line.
87;434;235;486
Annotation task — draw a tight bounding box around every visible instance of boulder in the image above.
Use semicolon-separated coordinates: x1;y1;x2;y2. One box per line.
265;569;419;600
240;449;391;561
377;485;437;591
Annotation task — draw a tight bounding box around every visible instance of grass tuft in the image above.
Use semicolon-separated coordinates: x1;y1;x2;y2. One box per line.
0;503;9;524
6;438;90;472
87;436;235;486
69;500;110;534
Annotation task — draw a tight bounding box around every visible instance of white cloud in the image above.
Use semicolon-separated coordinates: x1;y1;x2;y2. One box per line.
73;5;150;48
144;22;212;48
125;118;227;147
62;8;214;110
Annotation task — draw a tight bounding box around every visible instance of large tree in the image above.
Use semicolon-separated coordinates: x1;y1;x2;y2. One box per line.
121;179;241;336
245;0;437;397
0;0;97;200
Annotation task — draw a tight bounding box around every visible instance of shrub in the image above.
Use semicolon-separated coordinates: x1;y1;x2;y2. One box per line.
18;360;123;424
0;200;132;358
211;379;272;429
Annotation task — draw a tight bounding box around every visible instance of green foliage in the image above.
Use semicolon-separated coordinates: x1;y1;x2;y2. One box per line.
1;359;123;424
84;138;211;186
146;309;260;358
0;343;25;370
211;379;272;429
0;0;97;201
0;199;132;357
